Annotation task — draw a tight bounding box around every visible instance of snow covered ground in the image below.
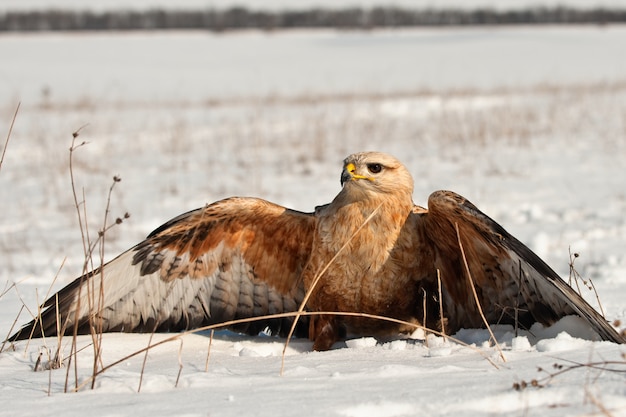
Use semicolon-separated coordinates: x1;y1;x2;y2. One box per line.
2;27;626;103
1;27;625;416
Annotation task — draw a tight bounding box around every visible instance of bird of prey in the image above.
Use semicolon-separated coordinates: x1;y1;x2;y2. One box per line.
9;151;624;349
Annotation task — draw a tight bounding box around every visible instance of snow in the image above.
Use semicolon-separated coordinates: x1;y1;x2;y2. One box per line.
2;27;626;104
1;27;625;416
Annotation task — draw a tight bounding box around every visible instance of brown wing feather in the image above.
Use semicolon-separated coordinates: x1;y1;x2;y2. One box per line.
10;197;315;341
422;190;624;343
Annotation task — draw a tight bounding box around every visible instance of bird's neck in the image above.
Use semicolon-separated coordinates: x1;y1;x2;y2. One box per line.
320;188;414;258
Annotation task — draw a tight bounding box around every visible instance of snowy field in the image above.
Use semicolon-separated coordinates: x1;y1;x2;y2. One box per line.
1;27;626;416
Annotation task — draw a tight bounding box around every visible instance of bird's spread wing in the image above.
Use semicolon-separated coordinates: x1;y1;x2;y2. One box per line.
11;197;315;340
421;190;624;343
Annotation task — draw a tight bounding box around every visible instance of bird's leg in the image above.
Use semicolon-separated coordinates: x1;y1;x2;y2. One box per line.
309;314;340;351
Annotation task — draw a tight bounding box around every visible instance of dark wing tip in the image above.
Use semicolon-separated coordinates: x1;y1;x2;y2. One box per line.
427;190;624;344
7;274;87;341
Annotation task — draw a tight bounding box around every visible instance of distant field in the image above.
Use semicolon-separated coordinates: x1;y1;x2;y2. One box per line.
2;27;626;104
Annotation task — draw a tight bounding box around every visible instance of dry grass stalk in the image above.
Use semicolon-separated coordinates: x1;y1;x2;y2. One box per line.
54;129;128;391
568;248;583;293
587;278;606;319
1;304;23;353
568;249;607;318
454;222;506;363
138;332;157;393
514;357;626;392
18;259;68;357
47;351;53;397
175;339;184;388
584;387;615;417
1;264;65;355
1;278;17;299
422;288;428;347
514;260;523;337
33;348;43;372
33;347;51;396
204;330;215;372
69;128;90;259
0;102;20;173
66;131;89;392
47;263;67;374
0;128;130;392
2;278;37;329
88;175;124;389
437;269;446;342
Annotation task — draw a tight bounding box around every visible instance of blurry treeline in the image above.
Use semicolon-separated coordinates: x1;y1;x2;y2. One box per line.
1;6;625;32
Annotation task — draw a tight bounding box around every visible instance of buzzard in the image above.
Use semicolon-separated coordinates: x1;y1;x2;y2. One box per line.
9;152;624;349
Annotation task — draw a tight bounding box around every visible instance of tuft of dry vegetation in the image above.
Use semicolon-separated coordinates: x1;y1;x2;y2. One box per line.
512;354;626;416
5;127;133;391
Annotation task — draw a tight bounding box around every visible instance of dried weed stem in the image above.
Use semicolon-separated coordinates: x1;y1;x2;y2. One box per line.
0;102;20;172
454;222;506;363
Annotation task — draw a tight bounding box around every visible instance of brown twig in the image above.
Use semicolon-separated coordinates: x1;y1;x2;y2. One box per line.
89;176;124;389
204;330;215;372
62;129;129;391
138;332;156;393
0;102;20;173
454;222;506;363
0;304;23;353
568;248;583;294
66;129;88;393
175;338;184;388
568;250;607;318
585;387;615;417
514;359;626;391
422;287;428;346
47;350;53;397
437;269;446;341
69;127;90;259
514;260;522;337
587;278;606;318
0;279;17;299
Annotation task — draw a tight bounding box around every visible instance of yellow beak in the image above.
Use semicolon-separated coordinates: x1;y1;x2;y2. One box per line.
344;163;375;182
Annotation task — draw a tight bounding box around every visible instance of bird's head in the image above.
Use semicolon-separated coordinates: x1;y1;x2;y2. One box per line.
340;152;414;198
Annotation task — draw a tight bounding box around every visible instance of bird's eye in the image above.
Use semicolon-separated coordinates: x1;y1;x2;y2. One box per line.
367;163;383;174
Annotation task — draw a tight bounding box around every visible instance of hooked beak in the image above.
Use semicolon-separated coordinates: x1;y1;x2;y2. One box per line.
340;162;374;186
